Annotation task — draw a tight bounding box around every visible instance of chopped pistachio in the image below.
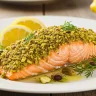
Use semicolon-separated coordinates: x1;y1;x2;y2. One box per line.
21;57;26;62
27;59;32;64
1;26;96;73
22;50;25;54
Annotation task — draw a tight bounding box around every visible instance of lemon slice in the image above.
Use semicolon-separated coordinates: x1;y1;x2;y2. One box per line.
11;17;45;31
0;25;32;47
90;0;96;13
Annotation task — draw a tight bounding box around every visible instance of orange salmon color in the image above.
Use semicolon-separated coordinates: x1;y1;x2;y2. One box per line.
1;41;96;80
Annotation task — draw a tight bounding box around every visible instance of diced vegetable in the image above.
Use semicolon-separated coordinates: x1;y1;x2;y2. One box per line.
40;76;51;84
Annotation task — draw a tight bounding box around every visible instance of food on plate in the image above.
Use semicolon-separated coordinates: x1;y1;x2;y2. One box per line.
0;25;32;47
62;67;76;76
19;67;82;83
0;17;45;48
90;0;96;13
11;17;46;31
40;76;51;84
0;20;96;84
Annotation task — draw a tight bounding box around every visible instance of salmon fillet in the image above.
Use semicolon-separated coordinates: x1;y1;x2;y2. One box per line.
1;24;96;80
1;41;95;80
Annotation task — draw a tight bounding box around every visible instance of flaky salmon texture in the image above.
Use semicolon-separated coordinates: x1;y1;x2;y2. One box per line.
0;24;96;80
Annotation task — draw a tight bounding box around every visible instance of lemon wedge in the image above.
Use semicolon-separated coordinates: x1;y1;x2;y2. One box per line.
90;0;96;13
11;17;45;31
0;25;32;47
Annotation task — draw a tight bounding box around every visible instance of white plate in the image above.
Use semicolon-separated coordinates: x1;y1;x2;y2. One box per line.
0;16;96;93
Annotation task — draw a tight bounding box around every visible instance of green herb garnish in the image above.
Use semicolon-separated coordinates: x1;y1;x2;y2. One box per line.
24;33;34;43
70;57;96;78
62;21;77;31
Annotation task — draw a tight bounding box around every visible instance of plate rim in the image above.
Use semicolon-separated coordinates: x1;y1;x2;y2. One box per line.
0;78;96;93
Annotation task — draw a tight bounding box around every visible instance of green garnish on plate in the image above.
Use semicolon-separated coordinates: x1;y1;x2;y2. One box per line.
70;56;96;78
62;21;77;31
24;33;34;43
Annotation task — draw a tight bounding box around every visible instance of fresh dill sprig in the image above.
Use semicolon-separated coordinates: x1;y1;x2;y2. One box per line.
62;21;77;31
70;57;96;78
24;33;34;43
